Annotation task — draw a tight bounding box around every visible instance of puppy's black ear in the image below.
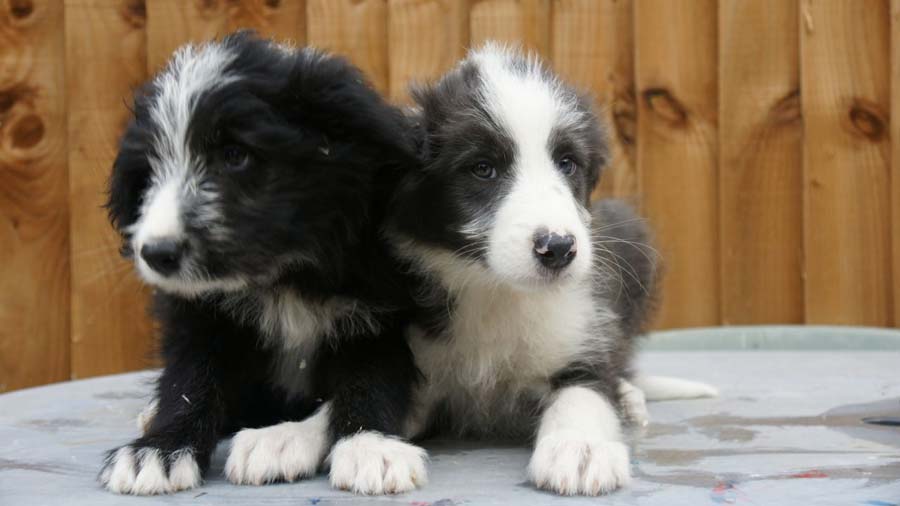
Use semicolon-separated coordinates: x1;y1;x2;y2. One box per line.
408;84;442;163
285;51;418;165
106;80;157;238
106;118;152;236
573;92;608;195
408;59;480;163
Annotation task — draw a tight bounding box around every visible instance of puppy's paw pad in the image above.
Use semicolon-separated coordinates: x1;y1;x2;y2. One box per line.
329;432;427;495
226;421;326;485
99;446;200;495
529;433;630;496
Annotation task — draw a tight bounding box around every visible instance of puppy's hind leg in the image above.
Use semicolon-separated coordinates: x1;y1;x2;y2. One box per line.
618;379;649;427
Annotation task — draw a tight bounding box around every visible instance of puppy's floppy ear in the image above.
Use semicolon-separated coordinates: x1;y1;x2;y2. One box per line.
284;50;418;165
408;59;480;163
106;83;156;237
106;119;152;234
408;83;443;162
573;91;609;194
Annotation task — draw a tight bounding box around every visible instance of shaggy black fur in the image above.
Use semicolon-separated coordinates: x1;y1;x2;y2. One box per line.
100;32;420;492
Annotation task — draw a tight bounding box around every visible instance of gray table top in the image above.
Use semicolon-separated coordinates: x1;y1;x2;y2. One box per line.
2;351;899;506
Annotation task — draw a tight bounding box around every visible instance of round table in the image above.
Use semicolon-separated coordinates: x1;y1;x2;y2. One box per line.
2;350;899;505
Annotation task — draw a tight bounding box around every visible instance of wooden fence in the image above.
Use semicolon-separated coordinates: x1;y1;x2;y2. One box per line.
1;0;898;391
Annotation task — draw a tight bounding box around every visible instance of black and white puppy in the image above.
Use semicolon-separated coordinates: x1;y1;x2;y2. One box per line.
384;44;660;495
100;32;422;495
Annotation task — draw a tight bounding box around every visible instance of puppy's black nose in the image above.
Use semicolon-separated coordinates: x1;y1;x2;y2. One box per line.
141;239;186;276
533;231;577;270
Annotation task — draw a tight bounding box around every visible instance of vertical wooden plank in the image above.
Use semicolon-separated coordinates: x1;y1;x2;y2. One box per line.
147;0;306;73
469;0;550;57
66;0;154;379
552;0;636;200
228;0;307;44
801;0;892;326
892;0;900;327
0;0;69;391
719;0;803;324
146;0;228;72
602;0;636;200
635;0;719;328
387;0;469;103
307;0;389;93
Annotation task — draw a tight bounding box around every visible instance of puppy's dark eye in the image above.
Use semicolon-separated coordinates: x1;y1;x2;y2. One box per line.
471;161;497;180
222;144;251;172
557;156;577;176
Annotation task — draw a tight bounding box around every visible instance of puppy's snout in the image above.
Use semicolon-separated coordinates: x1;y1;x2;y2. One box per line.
533;231;576;270
141;239;187;276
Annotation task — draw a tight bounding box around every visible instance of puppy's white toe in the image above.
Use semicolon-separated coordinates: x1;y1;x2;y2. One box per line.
100;446;200;495
328;431;427;495
225;419;328;485
167;450;202;491
529;431;631;496
102;447;138;494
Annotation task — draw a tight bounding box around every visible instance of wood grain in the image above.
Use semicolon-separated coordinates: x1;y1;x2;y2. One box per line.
0;0;69;391
635;0;719;328
147;0;306;73
469;0;549;57
387;0;469;103
552;0;636;200
892;0;900;327
719;0;803;324
307;0;389;92
66;0;154;379
800;0;892;326
228;0;306;45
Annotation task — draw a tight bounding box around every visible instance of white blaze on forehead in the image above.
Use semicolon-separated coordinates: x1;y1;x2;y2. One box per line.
149;41;239;183
471;45;568;164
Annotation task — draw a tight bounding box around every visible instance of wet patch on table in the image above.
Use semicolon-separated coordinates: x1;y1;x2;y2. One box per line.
636;459;900;488
684;398;900;447
20;417;89;432
697;426;757;442
0;457;71;475
93;390;148;400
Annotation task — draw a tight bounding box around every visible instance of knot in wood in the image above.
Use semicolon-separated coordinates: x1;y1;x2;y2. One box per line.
11;114;44;150
643;88;688;127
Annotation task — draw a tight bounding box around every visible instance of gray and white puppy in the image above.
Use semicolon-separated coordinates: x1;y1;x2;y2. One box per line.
379;44;660;496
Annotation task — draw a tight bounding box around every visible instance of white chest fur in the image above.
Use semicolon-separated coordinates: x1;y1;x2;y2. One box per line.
228;289;380;398
408;278;614;434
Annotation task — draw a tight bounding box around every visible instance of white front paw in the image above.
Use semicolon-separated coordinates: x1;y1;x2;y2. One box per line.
529;431;631;496
619;380;649;427
225;421;327;485
99;446;201;495
328;431;427;494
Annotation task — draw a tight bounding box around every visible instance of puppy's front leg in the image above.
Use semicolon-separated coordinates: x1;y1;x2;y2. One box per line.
225;402;331;485
529;386;631;495
99;360;223;495
325;334;427;495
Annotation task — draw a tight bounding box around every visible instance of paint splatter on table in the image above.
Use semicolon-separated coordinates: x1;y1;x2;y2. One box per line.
1;351;898;505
